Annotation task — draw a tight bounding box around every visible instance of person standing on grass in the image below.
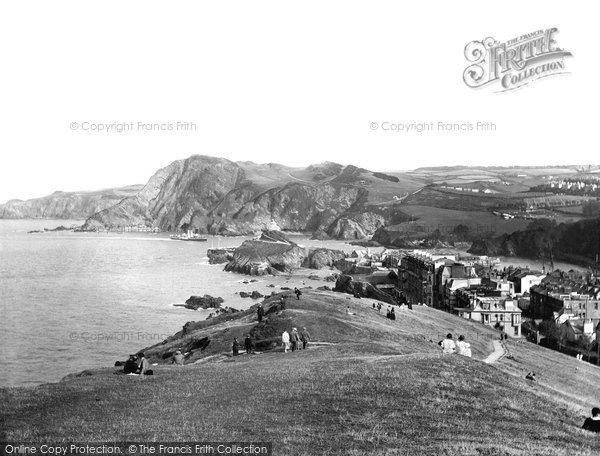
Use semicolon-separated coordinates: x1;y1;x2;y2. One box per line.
300;327;311;349
257;304;264;323
282;330;290;352
390;307;396;320
438;334;455;355
244;335;252;354
455;335;472;358
290;327;300;351
232;338;240;356
294;287;302;300
582;407;600;433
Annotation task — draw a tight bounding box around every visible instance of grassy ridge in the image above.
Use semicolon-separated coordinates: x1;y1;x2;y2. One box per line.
2;291;600;455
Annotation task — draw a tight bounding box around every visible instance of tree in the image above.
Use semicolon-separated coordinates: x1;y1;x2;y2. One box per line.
578;336;595;362
538;320;560;348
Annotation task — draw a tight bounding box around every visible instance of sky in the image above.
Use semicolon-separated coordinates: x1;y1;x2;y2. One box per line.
0;1;598;203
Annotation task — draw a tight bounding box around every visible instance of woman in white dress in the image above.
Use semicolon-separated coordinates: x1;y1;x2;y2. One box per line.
455;335;472;358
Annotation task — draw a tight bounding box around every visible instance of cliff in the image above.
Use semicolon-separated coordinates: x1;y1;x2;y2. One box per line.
81;155;409;238
0;185;143;219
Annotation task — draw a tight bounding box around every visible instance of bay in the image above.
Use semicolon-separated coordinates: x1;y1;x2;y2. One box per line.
0;220;354;387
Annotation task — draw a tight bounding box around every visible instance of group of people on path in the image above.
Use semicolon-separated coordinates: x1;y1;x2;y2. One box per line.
281;327;310;352
438;333;472;357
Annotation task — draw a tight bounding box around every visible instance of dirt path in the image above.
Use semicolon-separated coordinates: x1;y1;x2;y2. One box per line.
483;340;506;364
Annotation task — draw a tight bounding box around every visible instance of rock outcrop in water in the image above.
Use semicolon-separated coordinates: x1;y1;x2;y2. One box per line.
207;248;236;264
179;295;224;310
224;230;306;275
81;155;409;238
303;248;347;269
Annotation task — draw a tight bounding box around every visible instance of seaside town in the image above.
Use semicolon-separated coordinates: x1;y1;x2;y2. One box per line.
3;1;600;452
319;246;600;362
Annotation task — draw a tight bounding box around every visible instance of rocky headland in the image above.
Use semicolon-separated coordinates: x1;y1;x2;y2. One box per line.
0;185;143;219
80;155;409;239
224;230;306;275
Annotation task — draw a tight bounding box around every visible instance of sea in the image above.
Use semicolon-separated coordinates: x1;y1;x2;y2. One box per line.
0;219;584;388
0;220;361;387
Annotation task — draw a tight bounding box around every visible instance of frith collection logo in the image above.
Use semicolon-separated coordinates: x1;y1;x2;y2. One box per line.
463;28;572;92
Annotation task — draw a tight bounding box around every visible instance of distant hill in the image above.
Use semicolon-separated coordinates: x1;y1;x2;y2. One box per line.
0;185;143;219
7;157;599;242
82;155;412;238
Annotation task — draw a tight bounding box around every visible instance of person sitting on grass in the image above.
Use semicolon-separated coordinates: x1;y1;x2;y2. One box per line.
123;354;138;374
525;372;536;381
136;352;153;375
171;350;184;366
455;335;472;357
438;334;455;355
582;407;600;433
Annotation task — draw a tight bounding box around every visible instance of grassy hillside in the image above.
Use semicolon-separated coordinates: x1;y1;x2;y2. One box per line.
2;290;599;455
393;205;531;236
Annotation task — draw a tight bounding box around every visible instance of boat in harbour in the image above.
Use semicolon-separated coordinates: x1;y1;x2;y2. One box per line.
169;229;208;242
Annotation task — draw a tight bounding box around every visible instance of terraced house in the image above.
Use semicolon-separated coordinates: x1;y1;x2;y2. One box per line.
529;272;600;323
454;289;522;337
398;252;457;307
